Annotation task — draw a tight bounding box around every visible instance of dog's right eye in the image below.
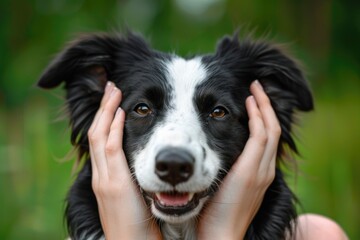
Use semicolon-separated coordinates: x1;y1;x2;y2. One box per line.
209;106;228;119
134;103;152;116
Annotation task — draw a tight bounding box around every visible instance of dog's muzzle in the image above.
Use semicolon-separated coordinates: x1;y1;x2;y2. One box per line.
141;147;209;217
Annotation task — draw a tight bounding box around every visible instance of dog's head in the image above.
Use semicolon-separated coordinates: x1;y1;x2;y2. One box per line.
38;32;313;223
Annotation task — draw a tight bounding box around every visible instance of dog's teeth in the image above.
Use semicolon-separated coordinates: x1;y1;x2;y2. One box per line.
188;193;194;202
155;193;167;206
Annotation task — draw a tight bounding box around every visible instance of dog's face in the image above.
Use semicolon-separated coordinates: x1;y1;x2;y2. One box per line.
122;57;249;223
38;32;313;224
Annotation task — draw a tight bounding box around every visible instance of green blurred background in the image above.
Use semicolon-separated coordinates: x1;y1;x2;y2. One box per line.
0;0;359;239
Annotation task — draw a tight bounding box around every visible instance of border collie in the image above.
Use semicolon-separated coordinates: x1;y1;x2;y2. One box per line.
38;31;313;239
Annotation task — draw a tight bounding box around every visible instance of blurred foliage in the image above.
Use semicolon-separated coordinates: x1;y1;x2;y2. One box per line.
0;0;359;239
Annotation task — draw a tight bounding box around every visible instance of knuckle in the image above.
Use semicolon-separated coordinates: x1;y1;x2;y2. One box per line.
105;142;119;155
266;171;275;185
256;178;269;189
275;125;282;135
92;179;100;193
250;120;267;144
270;124;282;137
255;130;268;145
87;129;93;140
261;171;275;188
95;182;109;196
88;126;93;136
88;131;98;144
97;184;108;196
97;185;109;197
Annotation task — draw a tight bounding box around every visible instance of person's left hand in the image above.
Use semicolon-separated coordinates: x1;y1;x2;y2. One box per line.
197;80;281;240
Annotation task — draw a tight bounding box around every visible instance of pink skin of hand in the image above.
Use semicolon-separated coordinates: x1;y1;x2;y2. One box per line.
197;80;281;239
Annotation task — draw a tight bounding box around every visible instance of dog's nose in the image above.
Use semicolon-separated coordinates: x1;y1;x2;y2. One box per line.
155;148;194;186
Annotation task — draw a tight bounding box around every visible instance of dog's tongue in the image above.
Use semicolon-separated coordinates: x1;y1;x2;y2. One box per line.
157;192;190;206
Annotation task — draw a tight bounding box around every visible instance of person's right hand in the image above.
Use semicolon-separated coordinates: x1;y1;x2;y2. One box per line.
88;82;162;240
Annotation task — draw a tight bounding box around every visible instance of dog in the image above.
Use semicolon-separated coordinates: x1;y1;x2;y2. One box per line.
38;31;313;239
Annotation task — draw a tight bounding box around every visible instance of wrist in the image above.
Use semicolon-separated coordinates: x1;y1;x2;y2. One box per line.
103;221;162;240
198;226;246;240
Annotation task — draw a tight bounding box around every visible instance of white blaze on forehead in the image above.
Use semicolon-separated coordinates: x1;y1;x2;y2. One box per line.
166;57;207;92
160;57;208;148
165;57;207;122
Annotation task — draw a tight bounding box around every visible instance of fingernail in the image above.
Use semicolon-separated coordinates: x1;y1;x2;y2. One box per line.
248;95;256;104
110;86;118;97
105;81;113;92
115;107;122;115
254;80;263;90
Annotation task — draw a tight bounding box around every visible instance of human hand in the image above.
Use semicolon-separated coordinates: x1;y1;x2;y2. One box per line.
88;82;162;240
197;80;281;240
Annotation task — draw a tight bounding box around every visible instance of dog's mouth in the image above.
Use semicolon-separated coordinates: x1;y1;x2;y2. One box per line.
144;190;208;215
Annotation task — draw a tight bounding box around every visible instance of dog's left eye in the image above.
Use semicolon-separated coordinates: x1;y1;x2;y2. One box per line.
134;103;152;116
209;106;228;119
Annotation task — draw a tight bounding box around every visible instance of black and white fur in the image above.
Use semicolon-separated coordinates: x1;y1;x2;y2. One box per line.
38;32;313;240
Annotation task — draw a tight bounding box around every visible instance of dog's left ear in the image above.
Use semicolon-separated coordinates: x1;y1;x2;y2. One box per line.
214;35;314;154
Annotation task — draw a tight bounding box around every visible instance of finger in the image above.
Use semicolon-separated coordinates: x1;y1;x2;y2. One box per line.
101;82;116;107
89;82;114;134
106;107;131;179
94;87;122;139
250;81;281;135
110;108;126;147
250;81;281;171
89;87;122;177
229;95;267;179
88;82;115;175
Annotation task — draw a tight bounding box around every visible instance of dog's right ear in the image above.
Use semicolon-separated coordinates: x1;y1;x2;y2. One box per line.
38;34;118;89
38;32;152;89
38;32;152;161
